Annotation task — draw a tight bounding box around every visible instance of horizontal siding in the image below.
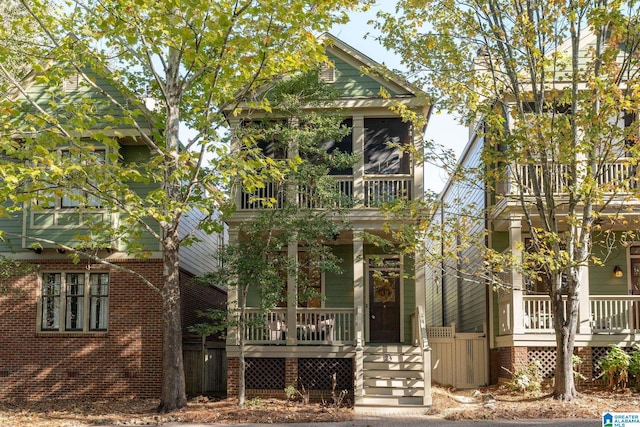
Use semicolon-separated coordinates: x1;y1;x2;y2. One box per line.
439;136;487;332
328;52;404;98
324;244;353;308
178;209;225;277
403;256;416;343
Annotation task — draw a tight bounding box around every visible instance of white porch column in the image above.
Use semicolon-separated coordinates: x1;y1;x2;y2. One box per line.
226;228;240;346
509;216;525;334
228;118;243;209
286;237;298;345
352;115;364;207
578;263;592;334
353;230;364;404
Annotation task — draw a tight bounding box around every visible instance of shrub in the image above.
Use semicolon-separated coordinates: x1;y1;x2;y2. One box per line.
503;359;542;393
598;345;630;390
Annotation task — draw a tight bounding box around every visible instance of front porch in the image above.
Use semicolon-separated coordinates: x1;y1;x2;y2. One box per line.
496;294;640;346
226;306;432;407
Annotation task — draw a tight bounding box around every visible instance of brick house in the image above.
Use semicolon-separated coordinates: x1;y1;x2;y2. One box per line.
0;56;225;399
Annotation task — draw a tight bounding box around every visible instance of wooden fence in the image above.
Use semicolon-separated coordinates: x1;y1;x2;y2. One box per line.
183;341;227;396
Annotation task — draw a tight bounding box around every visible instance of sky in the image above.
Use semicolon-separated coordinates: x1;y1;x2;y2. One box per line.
330;3;470;192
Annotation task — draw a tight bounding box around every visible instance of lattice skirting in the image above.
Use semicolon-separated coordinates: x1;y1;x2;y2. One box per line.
527;347;556;379
298;358;353;391
242;357;354;398
521;346;630;384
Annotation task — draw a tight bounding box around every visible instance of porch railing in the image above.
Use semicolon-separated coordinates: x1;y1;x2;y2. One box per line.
502;161;638;196
505;295;640;334
590;296;640;333
239;175;413;210
364;175;412;207
242;307;354;345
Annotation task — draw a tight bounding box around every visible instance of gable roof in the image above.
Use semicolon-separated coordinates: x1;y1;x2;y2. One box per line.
319;32;424;99
3;41;156;139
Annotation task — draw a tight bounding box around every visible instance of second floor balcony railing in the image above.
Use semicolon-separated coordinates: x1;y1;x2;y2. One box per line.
239;175;413;210
499;161;639;196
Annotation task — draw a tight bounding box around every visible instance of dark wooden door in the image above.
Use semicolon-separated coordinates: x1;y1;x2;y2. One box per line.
368;268;400;343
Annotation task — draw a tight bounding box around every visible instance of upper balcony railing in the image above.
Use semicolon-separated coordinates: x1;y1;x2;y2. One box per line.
499;161;638;196
239;175;412;210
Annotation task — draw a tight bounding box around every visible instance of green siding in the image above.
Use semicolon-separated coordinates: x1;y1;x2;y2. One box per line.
324;244;353;308
491;231;509;253
403;256;416;343
328;52;406;98
590;237;628;295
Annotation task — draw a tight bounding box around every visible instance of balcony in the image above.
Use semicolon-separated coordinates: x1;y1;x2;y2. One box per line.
497;161;638;197
242;307;354;345
239;175;413;210
498;295;640;335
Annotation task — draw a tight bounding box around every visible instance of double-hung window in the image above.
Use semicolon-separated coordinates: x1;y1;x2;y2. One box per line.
40;272;109;332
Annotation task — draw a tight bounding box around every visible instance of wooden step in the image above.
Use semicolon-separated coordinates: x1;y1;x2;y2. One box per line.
363;386;424;397
363;353;423;363
364;361;423;371
363;378;425;388
363;369;423;379
359;396;424;406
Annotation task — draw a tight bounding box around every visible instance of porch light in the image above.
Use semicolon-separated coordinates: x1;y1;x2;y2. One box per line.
613;265;623;278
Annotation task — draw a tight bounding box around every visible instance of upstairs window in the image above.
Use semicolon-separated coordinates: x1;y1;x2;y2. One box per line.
40;272;109;332
37;148;107;209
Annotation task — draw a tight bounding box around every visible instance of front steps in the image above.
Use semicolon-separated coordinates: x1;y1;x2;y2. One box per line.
358;345;429;408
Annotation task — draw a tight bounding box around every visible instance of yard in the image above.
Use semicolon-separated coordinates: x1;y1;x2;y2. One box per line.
0;384;638;425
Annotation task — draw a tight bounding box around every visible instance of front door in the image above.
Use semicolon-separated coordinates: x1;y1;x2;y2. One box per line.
367;257;401;343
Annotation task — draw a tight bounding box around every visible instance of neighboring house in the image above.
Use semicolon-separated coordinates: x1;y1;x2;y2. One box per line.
0;58;225;399
427;31;640;387
224;33;433;408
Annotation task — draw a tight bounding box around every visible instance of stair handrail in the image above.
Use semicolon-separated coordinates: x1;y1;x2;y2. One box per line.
416;305;431;351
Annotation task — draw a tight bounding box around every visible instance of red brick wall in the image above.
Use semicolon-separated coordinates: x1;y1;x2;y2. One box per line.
227;357;239;396
496;346;528;380
0;259;163;399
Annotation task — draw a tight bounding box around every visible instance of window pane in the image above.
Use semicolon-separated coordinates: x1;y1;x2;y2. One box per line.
90;273;109;330
41;273;61;330
65;273;85;331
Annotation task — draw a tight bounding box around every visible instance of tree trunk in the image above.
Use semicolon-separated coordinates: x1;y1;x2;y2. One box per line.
552;289;579;401
157;234;187;412
156;45;187;413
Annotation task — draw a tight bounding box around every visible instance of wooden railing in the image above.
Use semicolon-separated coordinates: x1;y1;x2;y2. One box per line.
364;175;411;207
499;295;640;334
591;296;640;333
239;175;413;210
501;161;638;196
242;307;354;345
522;295;561;331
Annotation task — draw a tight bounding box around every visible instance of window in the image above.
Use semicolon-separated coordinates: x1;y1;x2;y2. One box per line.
40;272;109;332
31;148;109;228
